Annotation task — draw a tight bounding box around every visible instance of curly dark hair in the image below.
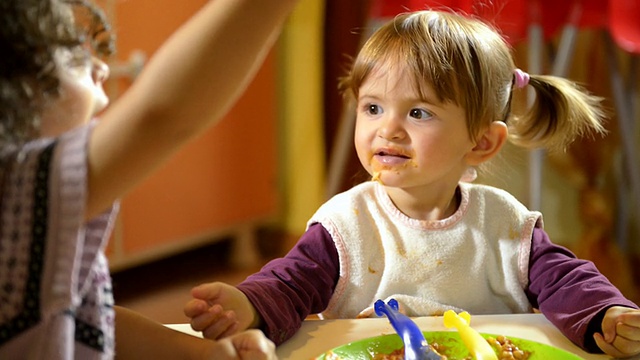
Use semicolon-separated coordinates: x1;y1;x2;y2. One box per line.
0;0;115;150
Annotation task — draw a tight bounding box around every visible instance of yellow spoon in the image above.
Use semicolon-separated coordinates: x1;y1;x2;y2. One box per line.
443;310;498;360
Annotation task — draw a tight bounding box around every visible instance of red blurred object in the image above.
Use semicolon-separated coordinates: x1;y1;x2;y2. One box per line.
369;0;411;18
370;0;609;45
473;0;529;44
403;0;526;44
407;0;472;12
536;0;608;39
609;0;640;54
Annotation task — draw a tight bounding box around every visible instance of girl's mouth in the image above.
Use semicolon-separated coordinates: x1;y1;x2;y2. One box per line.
373;150;411;166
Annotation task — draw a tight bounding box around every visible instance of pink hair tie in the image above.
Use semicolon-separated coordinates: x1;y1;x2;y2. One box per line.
514;68;530;89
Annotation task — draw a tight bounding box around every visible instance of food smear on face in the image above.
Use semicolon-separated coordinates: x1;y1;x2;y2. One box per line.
369;155;418;184
372;171;382;183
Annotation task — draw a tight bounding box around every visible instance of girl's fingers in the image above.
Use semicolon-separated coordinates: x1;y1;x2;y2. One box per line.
617;321;640;342
356;306;374;318
191;283;223;301
594;332;640;359
217;320;240;339
183;299;208;318
620;311;640;328
594;333;626;358
229;330;277;360
229;329;277;360
202;310;238;340
612;334;640;357
189;304;223;331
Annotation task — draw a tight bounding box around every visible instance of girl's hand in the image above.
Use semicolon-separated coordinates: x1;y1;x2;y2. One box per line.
593;306;640;358
184;282;259;340
208;329;276;360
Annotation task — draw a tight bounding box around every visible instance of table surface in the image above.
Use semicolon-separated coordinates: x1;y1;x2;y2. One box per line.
168;313;612;359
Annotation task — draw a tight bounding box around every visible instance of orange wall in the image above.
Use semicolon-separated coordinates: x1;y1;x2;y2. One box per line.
108;0;279;254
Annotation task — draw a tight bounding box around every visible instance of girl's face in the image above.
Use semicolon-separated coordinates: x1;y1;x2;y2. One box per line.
354;64;477;205
40;46;110;137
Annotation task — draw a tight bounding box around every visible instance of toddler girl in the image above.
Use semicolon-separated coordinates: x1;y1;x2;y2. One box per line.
184;9;640;358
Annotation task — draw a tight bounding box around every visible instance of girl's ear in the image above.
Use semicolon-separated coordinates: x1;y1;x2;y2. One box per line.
465;121;508;166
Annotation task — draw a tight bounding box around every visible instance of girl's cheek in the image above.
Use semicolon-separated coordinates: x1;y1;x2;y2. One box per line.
93;85;110;114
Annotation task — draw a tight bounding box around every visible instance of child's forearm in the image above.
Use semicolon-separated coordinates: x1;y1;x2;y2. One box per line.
114;306;213;360
87;0;299;219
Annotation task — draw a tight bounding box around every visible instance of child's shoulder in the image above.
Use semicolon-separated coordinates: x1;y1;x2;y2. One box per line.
461;181;518;200
311;181;379;217
460;182;538;214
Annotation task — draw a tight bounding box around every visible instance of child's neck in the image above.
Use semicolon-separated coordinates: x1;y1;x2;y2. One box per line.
387;185;461;221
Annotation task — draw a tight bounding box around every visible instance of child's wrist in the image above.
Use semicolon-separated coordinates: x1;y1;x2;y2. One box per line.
249;305;262;329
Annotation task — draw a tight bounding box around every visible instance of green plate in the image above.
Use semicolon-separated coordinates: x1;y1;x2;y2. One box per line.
315;331;584;359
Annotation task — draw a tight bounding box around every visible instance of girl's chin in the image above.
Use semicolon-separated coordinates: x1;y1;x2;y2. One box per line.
369;172;408;187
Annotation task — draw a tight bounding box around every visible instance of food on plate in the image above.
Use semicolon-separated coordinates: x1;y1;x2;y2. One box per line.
323;334;530;360
370;335;529;360
487;335;529;360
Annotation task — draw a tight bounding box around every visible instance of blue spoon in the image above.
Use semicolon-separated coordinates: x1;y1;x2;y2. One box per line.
374;299;442;360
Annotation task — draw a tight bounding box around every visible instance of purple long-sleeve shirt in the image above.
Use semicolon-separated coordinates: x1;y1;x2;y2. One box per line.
237;223;638;352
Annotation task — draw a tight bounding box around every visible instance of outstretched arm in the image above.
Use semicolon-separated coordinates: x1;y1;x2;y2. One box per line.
115;306;276;360
87;0;299;219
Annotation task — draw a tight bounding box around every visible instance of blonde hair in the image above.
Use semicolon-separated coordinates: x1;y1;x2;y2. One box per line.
339;10;605;151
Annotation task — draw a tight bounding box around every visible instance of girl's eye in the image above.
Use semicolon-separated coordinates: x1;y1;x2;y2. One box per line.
409;108;433;120
364;104;382;116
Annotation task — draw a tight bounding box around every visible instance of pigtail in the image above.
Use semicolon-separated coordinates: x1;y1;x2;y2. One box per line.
508;75;607;151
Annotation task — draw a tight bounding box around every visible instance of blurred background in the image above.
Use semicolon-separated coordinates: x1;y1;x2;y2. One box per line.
100;0;640;323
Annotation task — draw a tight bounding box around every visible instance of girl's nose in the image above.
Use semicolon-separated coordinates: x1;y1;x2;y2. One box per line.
377;114;405;140
91;57;110;84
